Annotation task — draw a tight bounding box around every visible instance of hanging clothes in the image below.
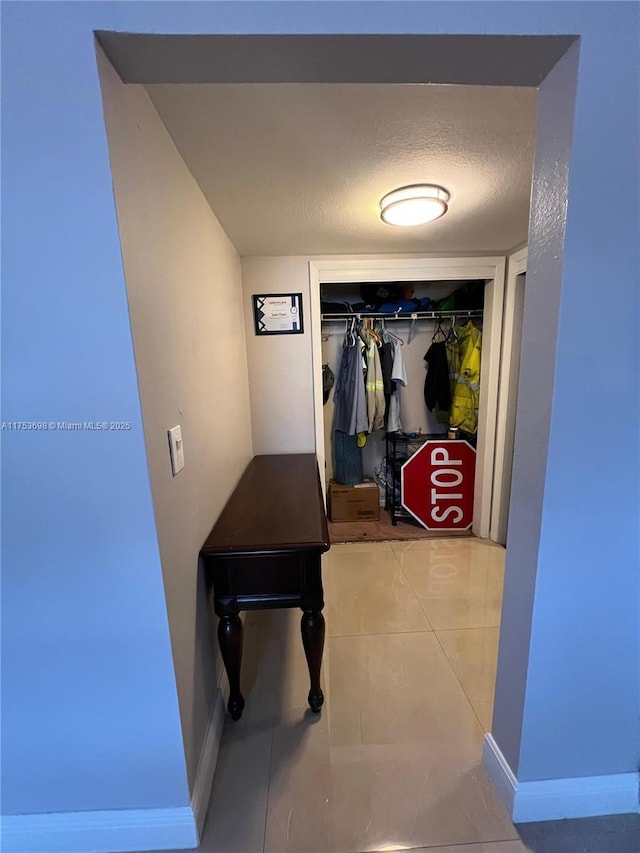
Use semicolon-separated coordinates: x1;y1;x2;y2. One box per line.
333;430;364;485
322;363;335;405
333;338;368;436
365;337;386;432
386;340;407;433
448;321;482;434
380;340;394;423
423;341;451;413
333;332;367;486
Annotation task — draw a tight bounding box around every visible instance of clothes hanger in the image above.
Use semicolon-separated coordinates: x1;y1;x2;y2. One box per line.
373;320;385;347
344;317;356;347
432;317;448;344
365;318;381;345
380;318;404;346
448;314;459;342
408;313;418;345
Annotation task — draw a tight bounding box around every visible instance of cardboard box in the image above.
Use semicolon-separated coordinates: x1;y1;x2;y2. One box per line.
328;480;380;523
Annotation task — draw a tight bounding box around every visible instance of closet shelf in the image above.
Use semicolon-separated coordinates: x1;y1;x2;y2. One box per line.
320;309;483;321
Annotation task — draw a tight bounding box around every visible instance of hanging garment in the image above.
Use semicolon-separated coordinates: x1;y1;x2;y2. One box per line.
386;340;407;433
445;333;461;422
448;321;482;434
333;339;368;436
365;339;386;432
380;340;394;429
322;363;335;405
380;341;394;395
423;341;451;413
333;429;364;485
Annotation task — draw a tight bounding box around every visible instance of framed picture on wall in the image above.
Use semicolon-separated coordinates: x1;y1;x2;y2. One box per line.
252;293;304;336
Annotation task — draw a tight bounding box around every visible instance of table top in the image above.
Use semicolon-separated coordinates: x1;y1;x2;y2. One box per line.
201;454;330;557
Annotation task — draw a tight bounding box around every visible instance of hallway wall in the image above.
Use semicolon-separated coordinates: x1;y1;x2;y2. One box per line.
242;257;316;454
511;22;640;784
97;47;254;792
491;40;581;781
1;13;191;822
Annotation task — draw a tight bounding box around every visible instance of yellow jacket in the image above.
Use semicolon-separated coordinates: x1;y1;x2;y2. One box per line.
446;321;482;434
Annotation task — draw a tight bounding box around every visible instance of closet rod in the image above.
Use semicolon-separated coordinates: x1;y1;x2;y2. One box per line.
320;310;483;321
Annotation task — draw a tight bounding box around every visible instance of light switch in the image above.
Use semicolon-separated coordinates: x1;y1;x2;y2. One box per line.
168;425;185;475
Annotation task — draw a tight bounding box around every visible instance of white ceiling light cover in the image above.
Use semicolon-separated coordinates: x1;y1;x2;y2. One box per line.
380;184;450;227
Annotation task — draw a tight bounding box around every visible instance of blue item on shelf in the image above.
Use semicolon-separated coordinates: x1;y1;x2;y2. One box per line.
376;297;432;313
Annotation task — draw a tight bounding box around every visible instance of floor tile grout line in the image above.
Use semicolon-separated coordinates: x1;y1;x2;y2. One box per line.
354;836;524;852
395;535;502;729
325;544;435;633
388;539;475;554
254;589;277;853
434;624;501;632
389;545;439;633
432;625;492;735
392;541;505;635
330;538;472;549
329;627;494;741
386;836;524;851
328;625;499;640
328;628;437;639
395;555;436;632
260;721;275;853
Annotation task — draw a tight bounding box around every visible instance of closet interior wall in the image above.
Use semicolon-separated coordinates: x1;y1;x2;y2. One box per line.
321;280;486;491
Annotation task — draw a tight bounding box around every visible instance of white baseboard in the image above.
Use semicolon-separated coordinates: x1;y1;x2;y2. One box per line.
2;688;229;853
483;733;640;823
482;732;517;816
3;649;233;853
191;685;226;838
0;806;197;853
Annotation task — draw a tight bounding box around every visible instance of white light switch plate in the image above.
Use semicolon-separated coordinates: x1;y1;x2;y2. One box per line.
168;425;185;475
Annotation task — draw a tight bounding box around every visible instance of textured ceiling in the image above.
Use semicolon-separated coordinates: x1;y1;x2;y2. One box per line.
146;83;537;256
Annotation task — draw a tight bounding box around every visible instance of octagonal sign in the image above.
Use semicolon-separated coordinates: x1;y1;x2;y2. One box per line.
401;440;476;530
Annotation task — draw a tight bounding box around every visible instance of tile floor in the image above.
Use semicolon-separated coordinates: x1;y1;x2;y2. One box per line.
170;539;640;853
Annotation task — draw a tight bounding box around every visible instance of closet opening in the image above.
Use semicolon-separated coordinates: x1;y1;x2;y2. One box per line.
320;278;487;544
310;256;509;545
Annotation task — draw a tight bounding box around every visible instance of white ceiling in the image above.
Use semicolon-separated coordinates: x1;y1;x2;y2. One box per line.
146;83;537;257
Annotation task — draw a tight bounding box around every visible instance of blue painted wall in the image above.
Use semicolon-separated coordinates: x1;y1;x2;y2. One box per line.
517;2;640;780
0;2;196;816
1;0;638;822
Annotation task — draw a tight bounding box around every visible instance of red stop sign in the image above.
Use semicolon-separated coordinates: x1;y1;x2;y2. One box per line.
401;440;476;530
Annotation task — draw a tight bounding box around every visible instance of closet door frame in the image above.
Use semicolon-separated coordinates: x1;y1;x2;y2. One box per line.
309;255;506;538
490;246;528;544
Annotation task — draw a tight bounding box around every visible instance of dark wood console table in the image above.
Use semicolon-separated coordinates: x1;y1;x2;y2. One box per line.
200;454;330;721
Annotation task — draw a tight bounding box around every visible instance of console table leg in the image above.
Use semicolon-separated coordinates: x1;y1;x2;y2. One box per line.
218;614;245;721
301;609;325;712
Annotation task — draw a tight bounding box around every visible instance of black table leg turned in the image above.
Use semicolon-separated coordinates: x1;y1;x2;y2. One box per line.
218;613;245;721
301;609;325;712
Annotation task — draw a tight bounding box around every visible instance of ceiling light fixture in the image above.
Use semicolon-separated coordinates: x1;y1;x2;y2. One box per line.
379;184;450;227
